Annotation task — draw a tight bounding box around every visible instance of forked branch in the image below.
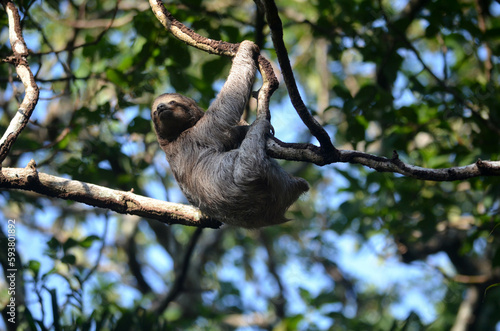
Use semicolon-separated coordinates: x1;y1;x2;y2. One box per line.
259;0;339;161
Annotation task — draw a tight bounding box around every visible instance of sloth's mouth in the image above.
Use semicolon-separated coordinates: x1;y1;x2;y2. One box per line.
156;104;172;117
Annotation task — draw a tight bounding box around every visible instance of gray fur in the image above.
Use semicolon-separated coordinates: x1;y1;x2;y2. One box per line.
152;41;309;228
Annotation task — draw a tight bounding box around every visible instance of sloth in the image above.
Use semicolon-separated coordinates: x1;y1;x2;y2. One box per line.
151;41;309;228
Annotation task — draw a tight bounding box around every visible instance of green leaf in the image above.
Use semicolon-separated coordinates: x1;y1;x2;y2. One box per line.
61;254;76;265
79;235;101;248
47;237;61;251
63;238;79;252
27;260;41;278
106;69;127;88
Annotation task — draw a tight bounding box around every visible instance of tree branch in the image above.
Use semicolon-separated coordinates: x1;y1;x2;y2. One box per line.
149;0;279;97
339;150;500;180
126;226;153;294
0;0;40;164
452;286;479;331
0;160;221;228
259;0;339;161
149;0;236;55
260;231;286;319
152;227;204;315
268;139;500;180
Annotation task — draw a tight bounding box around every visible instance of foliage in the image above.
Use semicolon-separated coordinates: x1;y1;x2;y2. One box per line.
0;0;499;330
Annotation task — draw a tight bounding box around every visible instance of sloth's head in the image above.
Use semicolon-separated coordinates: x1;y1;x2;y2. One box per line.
151;93;205;142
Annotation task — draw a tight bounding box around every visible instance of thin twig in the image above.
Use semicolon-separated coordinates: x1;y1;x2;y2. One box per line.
153;227;204;315
33;0;121;56
82;216;110;284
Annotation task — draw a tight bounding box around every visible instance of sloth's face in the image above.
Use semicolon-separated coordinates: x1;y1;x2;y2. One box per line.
152;93;204;141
